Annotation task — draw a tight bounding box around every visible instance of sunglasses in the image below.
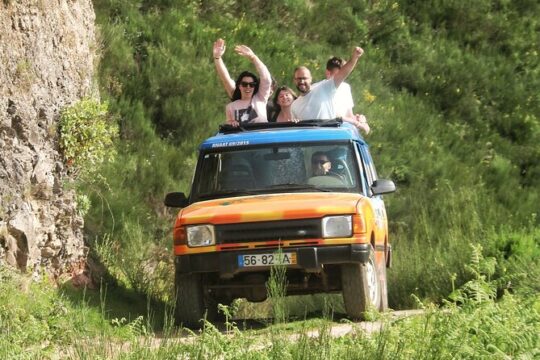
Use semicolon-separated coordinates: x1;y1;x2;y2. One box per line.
313;160;330;165
240;81;257;88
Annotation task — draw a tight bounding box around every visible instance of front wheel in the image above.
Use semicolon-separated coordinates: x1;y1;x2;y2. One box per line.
341;247;381;319
175;273;216;328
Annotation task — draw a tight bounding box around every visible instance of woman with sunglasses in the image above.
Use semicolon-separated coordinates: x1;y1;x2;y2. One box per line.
270;86;298;123
213;39;272;126
311;151;345;180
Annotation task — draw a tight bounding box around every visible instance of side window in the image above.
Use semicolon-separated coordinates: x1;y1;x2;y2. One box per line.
194;152;222;195
355;143;369;195
357;144;378;196
364;147;378;182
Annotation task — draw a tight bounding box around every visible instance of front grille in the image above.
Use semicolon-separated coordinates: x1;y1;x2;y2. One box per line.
215;219;322;244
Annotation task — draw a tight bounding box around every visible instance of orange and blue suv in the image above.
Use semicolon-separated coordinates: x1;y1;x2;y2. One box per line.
165;120;396;327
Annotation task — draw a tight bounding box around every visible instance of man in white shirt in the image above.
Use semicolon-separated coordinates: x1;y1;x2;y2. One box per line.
291;46;364;121
324;56;370;134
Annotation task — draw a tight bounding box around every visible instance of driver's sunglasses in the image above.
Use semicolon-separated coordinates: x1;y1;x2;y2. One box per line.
313;159;330;165
240;81;257;88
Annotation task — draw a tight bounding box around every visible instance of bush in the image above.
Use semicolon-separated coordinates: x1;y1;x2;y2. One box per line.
90;0;540;309
59;98;118;179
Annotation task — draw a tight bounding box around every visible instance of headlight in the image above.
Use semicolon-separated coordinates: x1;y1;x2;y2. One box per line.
186;225;215;247
322;216;352;238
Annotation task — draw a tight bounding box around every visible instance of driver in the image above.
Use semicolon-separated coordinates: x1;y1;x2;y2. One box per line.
311;152;342;179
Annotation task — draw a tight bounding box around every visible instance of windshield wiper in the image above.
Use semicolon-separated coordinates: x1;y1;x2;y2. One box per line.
197;190;260;200
197;184;334;200
267;183;333;192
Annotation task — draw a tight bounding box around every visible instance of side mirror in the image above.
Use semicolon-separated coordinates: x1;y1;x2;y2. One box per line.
164;192;189;208
371;179;396;195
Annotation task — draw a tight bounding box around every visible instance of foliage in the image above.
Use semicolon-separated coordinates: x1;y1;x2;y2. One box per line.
3;0;539;357
2;245;538;359
266;252;290;324
58;98;118;179
0;267;134;358
86;0;540;311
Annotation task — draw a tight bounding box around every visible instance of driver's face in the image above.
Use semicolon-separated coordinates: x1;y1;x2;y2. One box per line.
312;156;331;173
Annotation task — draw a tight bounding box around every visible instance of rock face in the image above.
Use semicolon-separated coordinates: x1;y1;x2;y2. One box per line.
0;1;96;277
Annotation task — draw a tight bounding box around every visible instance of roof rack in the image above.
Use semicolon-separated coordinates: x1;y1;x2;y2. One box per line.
218;119;343;134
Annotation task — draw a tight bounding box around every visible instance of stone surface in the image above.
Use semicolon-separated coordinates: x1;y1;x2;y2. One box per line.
0;0;96;277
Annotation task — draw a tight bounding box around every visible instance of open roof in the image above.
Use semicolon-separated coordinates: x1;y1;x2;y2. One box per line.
200;120;366;150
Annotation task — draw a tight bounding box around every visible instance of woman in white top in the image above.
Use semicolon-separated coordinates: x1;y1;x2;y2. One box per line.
213;39;272;126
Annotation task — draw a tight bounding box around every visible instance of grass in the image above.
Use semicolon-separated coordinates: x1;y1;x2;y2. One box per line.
1;244;538;359
83;0;540;321
2;0;539;357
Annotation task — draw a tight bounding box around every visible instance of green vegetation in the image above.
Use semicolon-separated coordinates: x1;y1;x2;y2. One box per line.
58;98;118;179
266;253;290;324
1;246;538;358
4;0;538;357
87;0;539;307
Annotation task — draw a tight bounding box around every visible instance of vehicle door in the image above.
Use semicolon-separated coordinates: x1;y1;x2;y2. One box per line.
355;142;389;246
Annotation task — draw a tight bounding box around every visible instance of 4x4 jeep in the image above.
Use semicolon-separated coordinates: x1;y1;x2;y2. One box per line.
165;121;396;327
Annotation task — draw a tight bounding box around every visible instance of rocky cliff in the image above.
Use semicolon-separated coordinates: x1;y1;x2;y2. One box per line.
0;1;96;278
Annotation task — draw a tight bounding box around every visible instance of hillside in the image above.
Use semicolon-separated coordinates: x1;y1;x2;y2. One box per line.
0;0;539;358
87;0;539;306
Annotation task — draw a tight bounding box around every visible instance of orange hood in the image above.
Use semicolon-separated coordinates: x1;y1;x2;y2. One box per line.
177;193;363;226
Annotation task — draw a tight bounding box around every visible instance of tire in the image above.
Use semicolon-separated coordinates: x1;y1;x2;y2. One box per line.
377;251;389;311
341;247;381;319
175;273;215;328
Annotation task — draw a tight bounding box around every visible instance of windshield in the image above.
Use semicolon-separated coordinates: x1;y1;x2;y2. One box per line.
192;142;360;201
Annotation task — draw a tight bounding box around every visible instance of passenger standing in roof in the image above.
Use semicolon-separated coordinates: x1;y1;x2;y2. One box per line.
213;39;273;126
271;86;298;122
323;57;370;134
291;46;364;121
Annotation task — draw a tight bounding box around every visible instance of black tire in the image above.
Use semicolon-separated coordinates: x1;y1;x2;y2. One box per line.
175;273;215;328
341;247;381;319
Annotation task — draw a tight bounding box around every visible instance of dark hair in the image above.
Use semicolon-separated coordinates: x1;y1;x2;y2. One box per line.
311;151;330;176
270;77;277;92
326;56;344;71
311;151;329;162
231;71;259;101
271;86;297;121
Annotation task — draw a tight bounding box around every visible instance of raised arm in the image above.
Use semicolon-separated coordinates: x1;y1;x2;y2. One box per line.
234;45;272;100
213;38;235;98
333;46;364;89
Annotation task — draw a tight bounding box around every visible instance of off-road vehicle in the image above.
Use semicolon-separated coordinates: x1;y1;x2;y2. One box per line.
165;120;396;327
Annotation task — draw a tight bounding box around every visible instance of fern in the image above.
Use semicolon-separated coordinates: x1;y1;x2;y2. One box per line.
449;244;497;304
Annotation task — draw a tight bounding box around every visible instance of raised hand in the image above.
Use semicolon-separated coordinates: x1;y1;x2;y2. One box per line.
351;46;364;59
234;45;256;60
213;38;226;59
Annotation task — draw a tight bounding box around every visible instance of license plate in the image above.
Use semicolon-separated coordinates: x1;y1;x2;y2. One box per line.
238;252;297;267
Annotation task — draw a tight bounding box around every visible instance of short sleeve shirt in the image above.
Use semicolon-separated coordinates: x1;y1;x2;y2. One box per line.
291;79;337;120
225;57;272;123
226;94;268;124
334;82;354;118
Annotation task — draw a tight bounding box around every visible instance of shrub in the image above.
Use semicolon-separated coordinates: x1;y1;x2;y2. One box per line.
58;98;118;179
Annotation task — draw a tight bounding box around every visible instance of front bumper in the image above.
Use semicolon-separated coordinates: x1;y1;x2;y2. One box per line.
175;244;371;278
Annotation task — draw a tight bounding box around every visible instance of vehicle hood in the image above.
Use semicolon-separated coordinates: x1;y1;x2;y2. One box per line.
178;193;362;225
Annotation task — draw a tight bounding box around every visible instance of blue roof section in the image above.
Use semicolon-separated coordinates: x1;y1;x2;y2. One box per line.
200;123;366;150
